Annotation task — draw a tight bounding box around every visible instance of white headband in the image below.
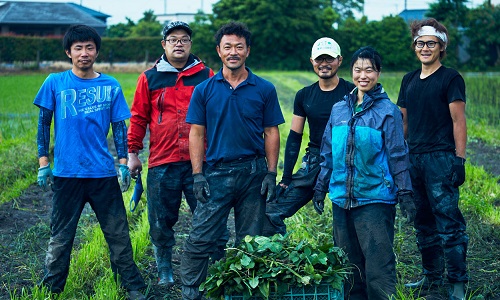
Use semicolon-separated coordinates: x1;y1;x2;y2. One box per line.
413;26;448;44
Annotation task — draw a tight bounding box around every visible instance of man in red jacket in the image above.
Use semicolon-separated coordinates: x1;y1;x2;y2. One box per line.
127;21;224;288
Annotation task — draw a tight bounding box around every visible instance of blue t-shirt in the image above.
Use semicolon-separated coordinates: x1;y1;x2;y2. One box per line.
33;70;131;178
186;68;284;165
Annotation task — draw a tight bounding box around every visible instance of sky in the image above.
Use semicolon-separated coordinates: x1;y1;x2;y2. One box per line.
13;0;500;26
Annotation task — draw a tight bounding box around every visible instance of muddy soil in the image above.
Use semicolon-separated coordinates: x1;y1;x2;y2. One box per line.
1;139;499;299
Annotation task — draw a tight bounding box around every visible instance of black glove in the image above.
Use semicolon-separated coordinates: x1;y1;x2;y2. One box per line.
280;175;292;187
312;191;326;215
193;173;210;203
261;171;277;203
449;156;466;188
398;190;416;224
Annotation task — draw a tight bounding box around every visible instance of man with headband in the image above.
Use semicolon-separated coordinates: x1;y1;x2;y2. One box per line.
397;18;468;300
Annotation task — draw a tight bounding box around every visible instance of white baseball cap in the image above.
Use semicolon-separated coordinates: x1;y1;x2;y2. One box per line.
311;37;341;60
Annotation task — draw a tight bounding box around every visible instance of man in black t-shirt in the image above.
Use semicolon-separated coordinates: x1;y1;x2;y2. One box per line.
262;37;354;236
397;18;468;300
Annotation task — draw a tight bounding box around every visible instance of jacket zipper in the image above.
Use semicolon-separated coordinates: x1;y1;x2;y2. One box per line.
157;88;166;124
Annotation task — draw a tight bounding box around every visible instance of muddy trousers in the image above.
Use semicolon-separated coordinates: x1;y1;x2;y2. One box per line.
147;163;228;277
332;203;396;300
180;156;268;300
263;148;320;236
409;152;469;283
41;177;146;293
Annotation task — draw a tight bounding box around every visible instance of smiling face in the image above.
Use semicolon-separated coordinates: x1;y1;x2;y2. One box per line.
414;35;443;67
65;40;98;72
311;55;342;80
352;58;380;93
216;34;250;71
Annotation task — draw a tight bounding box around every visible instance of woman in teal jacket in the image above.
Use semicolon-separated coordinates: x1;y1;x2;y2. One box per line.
313;46;416;300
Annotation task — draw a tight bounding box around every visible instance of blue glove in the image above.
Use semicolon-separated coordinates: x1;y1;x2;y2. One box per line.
118;164;131;192
37;164;54;191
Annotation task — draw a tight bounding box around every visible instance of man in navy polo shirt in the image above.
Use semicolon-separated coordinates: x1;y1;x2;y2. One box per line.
180;21;285;300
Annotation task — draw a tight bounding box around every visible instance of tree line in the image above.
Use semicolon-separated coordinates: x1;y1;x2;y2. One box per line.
105;0;498;72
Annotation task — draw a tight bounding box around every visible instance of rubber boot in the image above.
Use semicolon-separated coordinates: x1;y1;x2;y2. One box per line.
405;245;444;289
449;282;465;300
154;246;174;288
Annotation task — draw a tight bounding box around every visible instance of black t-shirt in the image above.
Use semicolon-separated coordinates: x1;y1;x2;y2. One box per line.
294;79;355;148
397;66;466;154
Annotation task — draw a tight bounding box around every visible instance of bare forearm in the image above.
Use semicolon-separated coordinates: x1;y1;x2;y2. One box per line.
189;125;206;174
264;126;280;172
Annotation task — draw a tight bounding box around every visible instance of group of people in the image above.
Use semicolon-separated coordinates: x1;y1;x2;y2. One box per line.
34;17;468;300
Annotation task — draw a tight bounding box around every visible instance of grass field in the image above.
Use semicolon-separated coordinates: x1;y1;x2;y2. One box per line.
0;70;499;299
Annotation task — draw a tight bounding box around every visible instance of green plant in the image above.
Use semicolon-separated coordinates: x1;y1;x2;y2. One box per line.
201;234;350;299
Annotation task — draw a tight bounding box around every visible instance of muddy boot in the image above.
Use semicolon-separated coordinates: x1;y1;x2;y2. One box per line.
406;245;444;289
449;282;465;300
154;246;174;288
405;276;444;289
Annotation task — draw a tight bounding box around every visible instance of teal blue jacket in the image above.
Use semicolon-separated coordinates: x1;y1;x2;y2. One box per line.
315;83;412;209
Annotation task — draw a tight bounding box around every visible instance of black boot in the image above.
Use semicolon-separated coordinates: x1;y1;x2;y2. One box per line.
154;246;174;288
406;244;444;289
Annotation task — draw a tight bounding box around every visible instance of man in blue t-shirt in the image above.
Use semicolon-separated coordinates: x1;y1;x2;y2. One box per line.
34;25;146;300
180;21;285;300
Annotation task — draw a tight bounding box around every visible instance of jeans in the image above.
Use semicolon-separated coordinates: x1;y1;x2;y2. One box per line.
333;203;396;300
263;148;321;236
180;156;268;300
41;177;146;293
409;151;469;283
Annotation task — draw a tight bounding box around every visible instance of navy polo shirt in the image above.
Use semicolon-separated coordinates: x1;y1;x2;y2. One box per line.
186;67;284;165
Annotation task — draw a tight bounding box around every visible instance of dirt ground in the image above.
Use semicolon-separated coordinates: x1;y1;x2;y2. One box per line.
0;139;499;300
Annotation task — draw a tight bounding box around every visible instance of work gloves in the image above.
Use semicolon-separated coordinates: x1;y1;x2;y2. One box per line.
279;175;293;187
37;164;54;191
398;190;416;224
312;191;326;215
261;171;277;203
449;156;466;188
118;164;131;192
193;173;210;203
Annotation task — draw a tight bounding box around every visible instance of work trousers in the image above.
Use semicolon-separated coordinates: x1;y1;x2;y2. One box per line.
263;148;321;236
409;151;469;283
180;156;268;300
147;162;228;266
333;203;396;300
41;177;146;293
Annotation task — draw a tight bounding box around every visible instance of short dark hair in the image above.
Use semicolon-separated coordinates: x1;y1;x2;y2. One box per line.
63;25;101;53
410;18;448;59
350;46;382;73
214;21;251;47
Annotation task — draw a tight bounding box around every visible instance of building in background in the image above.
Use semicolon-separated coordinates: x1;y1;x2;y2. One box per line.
0;1;108;36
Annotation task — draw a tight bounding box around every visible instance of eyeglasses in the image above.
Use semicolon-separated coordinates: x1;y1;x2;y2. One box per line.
414;40;438;49
164;38;191;45
314;56;337;63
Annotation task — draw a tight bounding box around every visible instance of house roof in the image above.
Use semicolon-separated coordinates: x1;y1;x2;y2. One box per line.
67;2;110;19
398;9;428;23
0;1;106;28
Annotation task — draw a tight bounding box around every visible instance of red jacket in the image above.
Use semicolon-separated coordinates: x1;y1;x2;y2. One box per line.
128;54;213;168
